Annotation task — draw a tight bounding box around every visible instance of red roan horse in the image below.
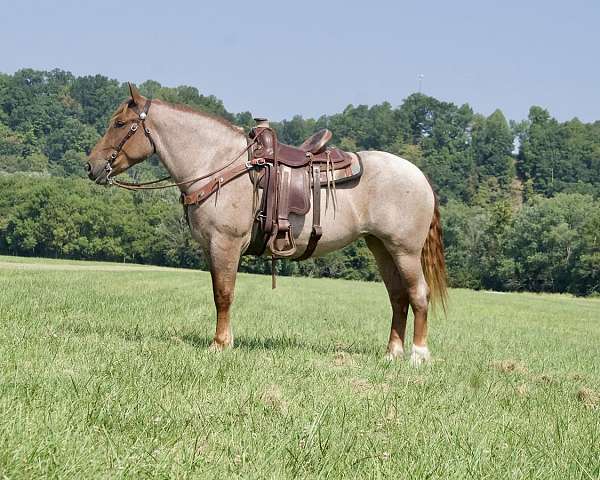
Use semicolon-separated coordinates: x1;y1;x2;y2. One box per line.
86;84;447;365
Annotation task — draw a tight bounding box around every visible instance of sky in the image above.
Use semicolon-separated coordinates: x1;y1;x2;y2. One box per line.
1;0;598;122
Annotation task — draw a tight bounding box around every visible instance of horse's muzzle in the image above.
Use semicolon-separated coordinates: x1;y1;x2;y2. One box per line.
86;161;110;184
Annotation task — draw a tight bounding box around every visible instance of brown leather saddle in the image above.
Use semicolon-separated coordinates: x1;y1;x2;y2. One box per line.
245;119;363;259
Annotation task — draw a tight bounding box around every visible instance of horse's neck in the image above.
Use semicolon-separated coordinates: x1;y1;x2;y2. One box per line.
150;102;246;191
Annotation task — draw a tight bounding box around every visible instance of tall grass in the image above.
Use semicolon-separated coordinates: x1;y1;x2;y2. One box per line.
0;256;598;479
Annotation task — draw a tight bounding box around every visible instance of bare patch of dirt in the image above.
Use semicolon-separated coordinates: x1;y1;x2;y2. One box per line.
491;359;528;374
516;384;529;396
350;378;371;393
333;351;355;367
534;373;555;384
260;384;288;413
577;387;599;408
349;378;390;395
408;376;425;385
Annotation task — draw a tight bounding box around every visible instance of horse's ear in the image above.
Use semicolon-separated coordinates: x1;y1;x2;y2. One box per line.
128;82;144;105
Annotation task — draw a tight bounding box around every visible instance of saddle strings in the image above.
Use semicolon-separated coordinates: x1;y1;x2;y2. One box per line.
325;151;337;215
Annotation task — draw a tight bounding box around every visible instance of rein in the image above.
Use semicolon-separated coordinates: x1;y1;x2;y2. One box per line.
106;99;259;193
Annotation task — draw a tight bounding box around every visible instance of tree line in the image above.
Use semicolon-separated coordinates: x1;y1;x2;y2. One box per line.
0;69;598;295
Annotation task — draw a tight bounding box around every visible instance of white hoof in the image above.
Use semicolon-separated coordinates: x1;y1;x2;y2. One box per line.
384;343;405;361
410;344;431;367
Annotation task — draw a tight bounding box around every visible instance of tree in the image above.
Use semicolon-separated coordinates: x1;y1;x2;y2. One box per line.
0;68;599;295
472;109;515;188
44;117;99;162
70;75;124;132
507;194;599;294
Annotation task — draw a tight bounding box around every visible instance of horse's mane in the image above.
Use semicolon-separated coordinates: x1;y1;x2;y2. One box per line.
157;100;243;133
110;98;243;134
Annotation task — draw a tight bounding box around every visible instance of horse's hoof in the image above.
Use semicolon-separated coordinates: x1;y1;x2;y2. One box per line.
409;344;431;367
384;343;405;361
208;340;233;352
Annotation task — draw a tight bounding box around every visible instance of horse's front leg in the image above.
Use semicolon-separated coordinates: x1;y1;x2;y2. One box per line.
206;236;244;351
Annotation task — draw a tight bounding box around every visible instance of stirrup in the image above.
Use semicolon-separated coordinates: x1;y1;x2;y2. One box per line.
267;225;297;258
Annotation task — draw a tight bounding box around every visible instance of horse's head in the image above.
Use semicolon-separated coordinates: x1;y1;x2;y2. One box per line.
86;83;156;184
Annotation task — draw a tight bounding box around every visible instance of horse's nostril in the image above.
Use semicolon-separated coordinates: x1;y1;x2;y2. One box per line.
85;162;92;172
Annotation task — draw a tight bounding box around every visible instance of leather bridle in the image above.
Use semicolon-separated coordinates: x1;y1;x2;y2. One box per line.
103;105;262;194
104;99;156;184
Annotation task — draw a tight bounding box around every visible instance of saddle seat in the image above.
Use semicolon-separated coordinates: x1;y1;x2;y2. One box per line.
246;119;363;261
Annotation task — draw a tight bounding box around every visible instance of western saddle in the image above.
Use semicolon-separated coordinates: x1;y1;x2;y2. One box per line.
182;118;363;263
245;118;362;260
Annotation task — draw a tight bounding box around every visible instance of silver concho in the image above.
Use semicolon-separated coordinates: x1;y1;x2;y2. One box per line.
139;112;147;120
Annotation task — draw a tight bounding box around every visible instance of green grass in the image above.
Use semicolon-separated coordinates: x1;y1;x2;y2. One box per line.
0;256;599;479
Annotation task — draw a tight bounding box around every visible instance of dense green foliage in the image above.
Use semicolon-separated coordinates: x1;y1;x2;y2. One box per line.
0;69;598;294
1;257;599;478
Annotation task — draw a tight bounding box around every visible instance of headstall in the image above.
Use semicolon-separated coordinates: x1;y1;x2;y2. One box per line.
104;99;156;184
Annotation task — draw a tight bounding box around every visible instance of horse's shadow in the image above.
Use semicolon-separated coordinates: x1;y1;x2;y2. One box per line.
56;322;375;356
180;333;374;356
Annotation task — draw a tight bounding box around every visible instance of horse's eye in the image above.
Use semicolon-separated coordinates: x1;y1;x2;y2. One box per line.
114;120;125;128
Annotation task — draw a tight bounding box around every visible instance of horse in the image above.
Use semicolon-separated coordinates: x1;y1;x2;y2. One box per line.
86;84;447;365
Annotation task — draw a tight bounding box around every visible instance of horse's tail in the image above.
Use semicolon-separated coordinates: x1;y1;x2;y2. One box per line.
421;196;448;314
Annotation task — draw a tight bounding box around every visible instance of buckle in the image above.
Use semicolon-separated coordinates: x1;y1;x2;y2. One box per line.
103;161;114;185
246;157;266;169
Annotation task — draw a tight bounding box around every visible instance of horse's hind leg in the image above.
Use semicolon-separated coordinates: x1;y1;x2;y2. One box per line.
366;237;409;360
386;248;431;366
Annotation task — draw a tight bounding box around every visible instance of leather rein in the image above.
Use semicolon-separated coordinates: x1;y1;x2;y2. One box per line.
105;98;260;195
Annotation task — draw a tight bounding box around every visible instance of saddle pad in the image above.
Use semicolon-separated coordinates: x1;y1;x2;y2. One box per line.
319;153;363;186
256;153;363;191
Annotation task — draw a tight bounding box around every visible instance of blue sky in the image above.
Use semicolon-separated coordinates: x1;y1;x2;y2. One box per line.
1;0;598;122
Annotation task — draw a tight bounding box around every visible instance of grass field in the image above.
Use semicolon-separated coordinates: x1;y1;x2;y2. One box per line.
0;256;598;479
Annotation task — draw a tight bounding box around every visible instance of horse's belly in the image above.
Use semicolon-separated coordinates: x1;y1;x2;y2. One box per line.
289;186;364;259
